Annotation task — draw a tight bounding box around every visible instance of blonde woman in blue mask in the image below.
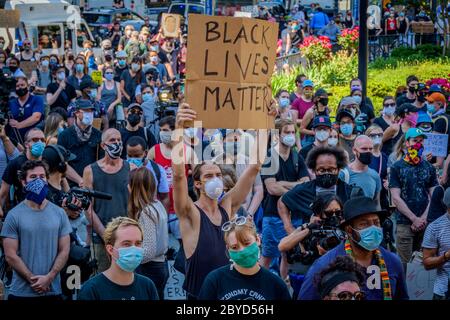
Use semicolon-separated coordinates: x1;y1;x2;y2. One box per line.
198;217;291;300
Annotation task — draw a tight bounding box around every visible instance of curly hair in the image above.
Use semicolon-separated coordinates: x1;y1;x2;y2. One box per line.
314;256;366;299
306;146;347;170
19;160;49;181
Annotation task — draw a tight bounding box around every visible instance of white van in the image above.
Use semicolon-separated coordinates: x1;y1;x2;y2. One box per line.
0;0;100;56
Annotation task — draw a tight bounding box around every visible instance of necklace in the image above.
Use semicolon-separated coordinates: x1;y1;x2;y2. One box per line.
344;239;392;300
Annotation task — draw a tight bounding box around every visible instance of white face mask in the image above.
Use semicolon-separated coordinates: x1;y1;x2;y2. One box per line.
159;131;172;144
328;137;338;147
282;134;296;147
81;111;94;126
315;130;330;142
204;177;224;200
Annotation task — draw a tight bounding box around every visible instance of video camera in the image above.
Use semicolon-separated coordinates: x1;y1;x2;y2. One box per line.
65;187;112;211
286;217;345;265
0;67;16;125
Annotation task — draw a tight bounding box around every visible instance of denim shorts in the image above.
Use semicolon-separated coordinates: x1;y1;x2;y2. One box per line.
261;216;302;258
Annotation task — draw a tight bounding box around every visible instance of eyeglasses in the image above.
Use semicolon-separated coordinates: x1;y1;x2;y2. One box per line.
383;103;395;108
222;216;248;232
323;209;343;218
330;291;365;301
316;168;338;175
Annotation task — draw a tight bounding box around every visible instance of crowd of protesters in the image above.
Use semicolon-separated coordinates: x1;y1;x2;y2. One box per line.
0;4;449;302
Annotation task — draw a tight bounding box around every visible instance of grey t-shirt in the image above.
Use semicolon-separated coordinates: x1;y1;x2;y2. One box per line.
0;200;72;297
339;166;381;200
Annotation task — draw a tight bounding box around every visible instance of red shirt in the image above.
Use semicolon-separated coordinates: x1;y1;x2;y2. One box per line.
292;97;314;119
154;144;189;214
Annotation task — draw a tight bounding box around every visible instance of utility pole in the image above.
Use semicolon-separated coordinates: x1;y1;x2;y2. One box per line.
358;0;368;99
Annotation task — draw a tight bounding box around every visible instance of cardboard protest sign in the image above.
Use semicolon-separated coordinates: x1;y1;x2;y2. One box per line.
406;262;436;300
91;70;103;86
20;61;37;79
0;10;20;28
164;260;186;300
424;133;448;158
186;14;278;129
162;13;181;38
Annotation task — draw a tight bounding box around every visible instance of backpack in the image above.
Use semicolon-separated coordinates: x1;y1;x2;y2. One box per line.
148;159;161;186
125;41;143;61
434;114;450;134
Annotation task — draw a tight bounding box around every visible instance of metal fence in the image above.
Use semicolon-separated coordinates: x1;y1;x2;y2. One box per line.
368;33;441;62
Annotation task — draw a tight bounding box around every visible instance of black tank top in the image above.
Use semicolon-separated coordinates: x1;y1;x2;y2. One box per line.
184;205;229;297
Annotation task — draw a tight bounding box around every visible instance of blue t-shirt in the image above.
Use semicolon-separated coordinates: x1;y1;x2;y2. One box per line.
298;242;409;300
145;161;170;194
338;166;381;200
78;272;159;300
8;94;44;140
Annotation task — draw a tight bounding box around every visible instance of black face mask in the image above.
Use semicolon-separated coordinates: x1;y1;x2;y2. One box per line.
357;152;372;165
319;97;329;106
16;87;28;97
417;94;426;103
408;86;416;94
127;113;141;127
315;173;338;189
9;65;18;72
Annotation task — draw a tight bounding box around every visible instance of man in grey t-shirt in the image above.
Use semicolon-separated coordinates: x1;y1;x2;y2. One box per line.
1;160;71;299
338;135;381;201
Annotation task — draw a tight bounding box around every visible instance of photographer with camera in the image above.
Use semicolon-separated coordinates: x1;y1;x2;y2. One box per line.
298;195;408;300
279;194;345;299
1;160;72;300
147;51;168;84
7;76;45;143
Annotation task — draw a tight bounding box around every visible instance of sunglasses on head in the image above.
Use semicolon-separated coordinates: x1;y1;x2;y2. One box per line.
384;103;395;107
222;216;248;232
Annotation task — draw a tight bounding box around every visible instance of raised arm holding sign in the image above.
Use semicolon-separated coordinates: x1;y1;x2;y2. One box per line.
185;14;278;129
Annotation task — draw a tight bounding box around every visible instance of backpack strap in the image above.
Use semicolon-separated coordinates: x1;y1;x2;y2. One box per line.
149;159;161;187
341;167;350;184
292;150;299;176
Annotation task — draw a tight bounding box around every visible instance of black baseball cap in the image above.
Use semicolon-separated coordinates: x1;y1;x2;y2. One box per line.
312;115;332;129
336;110;355;122
74;99;94;110
128;103;143;112
314;88;329;98
42;145;76;169
395;103;418;117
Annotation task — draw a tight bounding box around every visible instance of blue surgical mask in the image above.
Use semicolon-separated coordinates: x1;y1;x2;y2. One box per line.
114;246;144;272
41;60;49;68
279;97;290;108
142;93;154;103
353;95;362;105
353;225;383;251
76;63;84;73
127;157;144;168
383;106;396;116
105;73;114;81
340;123;354;136
57;72;66;81
81;111;94;126
151;45;159;52
427;103;436;114
31;141;45;157
89;89;97;100
57;127;65;134
118;60;127;68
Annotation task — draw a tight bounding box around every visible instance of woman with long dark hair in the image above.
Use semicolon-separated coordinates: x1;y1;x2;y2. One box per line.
128;167;169;299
